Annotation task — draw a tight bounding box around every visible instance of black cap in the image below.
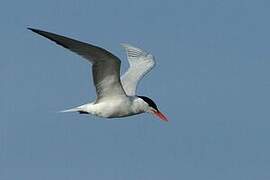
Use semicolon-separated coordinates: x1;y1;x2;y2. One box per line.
138;96;158;111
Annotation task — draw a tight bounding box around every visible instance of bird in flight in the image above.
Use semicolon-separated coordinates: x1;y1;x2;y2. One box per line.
28;28;168;121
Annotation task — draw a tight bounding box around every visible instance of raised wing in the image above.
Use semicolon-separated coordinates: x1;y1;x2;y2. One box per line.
120;43;155;96
28;28;126;100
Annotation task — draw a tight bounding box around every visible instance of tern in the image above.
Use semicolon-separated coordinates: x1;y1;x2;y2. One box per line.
28;28;168;121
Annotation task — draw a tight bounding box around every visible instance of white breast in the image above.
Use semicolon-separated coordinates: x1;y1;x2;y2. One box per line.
84;96;148;118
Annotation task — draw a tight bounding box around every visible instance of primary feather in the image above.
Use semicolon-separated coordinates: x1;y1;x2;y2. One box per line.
120;43;156;96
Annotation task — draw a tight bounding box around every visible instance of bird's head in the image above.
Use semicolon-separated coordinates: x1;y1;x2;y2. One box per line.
137;96;168;122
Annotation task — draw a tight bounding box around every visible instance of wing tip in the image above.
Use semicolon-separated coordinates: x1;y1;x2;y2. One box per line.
27;27;41;33
121;43;150;58
27;27;47;37
27;27;71;49
120;43;131;49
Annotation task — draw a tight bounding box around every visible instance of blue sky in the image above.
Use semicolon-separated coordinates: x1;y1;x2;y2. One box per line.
1;0;270;179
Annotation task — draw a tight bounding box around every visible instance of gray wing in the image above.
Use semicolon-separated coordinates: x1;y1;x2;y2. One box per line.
120;43;156;96
28;28;126;100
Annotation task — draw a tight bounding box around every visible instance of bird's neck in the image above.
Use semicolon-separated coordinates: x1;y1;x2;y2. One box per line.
130;97;149;114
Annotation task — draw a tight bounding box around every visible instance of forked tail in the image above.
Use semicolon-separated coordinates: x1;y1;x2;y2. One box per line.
59;107;80;113
59;104;88;114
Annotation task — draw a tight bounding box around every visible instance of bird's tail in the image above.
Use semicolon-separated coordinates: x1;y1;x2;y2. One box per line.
59;104;89;114
59;106;82;112
59;107;80;113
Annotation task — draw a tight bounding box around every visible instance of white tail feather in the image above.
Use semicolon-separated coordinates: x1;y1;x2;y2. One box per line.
59;104;89;113
59;107;80;113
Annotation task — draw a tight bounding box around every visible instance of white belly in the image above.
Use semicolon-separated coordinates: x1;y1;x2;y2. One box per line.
85;97;142;118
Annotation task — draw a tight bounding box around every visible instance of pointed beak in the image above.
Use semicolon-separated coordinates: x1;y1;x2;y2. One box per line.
153;111;168;122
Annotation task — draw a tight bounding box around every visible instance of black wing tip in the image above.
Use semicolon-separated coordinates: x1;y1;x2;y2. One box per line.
27;27;44;34
27;27;38;32
27;27;70;49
